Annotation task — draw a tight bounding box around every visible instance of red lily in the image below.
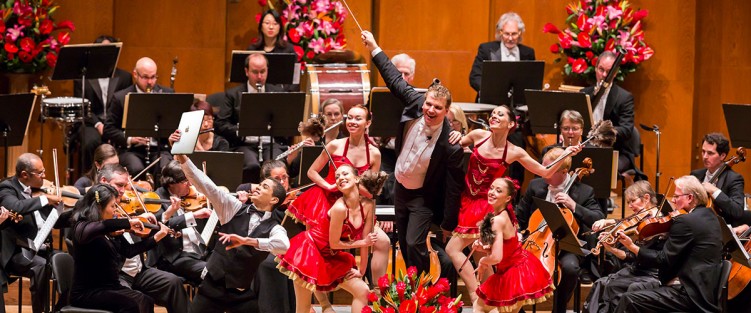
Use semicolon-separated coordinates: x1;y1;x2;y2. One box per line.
543;22;561;34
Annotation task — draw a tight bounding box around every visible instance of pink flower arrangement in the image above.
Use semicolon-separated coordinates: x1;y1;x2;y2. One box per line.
544;0;653;82
1;0;75;73
365;266;463;313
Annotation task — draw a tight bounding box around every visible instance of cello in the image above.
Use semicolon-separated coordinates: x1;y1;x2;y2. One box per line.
706;147;746;209
727;226;751;299
522;158;593;279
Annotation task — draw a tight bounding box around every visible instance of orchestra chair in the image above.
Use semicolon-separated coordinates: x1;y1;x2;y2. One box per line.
49;253;112;313
718;260;732;313
8;273;24;313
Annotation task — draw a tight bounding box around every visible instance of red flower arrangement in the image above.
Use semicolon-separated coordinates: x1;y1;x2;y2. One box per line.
364;267;464;313
1;0;75;73
544;0;653;82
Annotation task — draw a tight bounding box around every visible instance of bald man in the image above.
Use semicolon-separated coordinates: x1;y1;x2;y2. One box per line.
103;57;175;177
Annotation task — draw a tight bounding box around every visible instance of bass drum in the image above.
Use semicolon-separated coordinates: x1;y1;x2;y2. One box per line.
304;63;370;117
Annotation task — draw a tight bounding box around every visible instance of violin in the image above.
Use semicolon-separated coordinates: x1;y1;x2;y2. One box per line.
31;179;82;208
119;190;164;215
0;206;24;223
114;204;182;238
590;206;658;255
182;186;208;212
635;178;688;240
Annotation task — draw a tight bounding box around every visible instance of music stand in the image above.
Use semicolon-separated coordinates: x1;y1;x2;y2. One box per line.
0;93;35;176
524;90;594;136
654;194;675;216
723;103;751;148
479;60;544;107
298;146;329;186
123;93;194;166
238;92;306;159
716;214;751;268
571;147;614;199
190;151;244;190
368;87;424;137
532;197;588;309
229;50;297;85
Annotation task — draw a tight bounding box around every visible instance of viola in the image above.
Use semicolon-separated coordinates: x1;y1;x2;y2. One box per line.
590;206;658;255
635;208;687;240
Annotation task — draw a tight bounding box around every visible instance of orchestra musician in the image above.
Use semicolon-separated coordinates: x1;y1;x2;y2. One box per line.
169;129;290;313
515;147;603;313
691;132;746;225
281;115;325;182
446;107;579;303
276;166;385;313
614;175;723;313
74;143;119;194
94;164;190;313
0;153;63;313
0;207;11;313
72;35;134;172
103;57;175;177
149;161;213;285
68;184;170;313
584;181;664;313
215;53;285;183
361;30;465;277
247;9;298;92
191;101;229;152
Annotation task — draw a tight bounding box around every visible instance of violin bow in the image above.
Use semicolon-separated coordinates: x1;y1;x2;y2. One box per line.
125;169;150;215
52;148;61;200
132;156;163;181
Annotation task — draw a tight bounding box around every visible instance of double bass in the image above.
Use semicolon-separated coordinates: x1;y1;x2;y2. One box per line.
522;158;594;279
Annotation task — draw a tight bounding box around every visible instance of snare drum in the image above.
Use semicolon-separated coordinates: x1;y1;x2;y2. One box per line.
42;97;88;123
305;63;370;116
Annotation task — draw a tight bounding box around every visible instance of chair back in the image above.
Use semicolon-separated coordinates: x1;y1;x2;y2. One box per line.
51;252;75;307
718;260;732;311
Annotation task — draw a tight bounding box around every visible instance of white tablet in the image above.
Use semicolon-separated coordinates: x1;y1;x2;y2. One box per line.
170;110;204;155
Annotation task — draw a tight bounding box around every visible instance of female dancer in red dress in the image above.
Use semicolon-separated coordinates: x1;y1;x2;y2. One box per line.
446;105;578;302
278;165;388;313
474;177;554;313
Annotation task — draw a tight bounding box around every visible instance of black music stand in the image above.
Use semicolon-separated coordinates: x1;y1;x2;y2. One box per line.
368;87;424;137
479;60;544;107
229;50;297;85
525;90;594;136
723;103;751;148
51;43;122;172
654;194;675;216
239;92;306;160
0;93;35;176
298;146;329;186
716;214;751;268
122;93;194;165
190;151;244;190
571;147;614;199
533;197;588;311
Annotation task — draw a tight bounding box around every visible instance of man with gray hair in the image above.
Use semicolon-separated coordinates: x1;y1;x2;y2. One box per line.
391;53;416;84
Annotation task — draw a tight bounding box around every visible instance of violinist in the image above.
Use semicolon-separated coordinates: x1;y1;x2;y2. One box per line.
74;143;119;194
0;153;63;313
103;57;175;177
0;206;13;312
691;132;746;225
95;163;190;313
614;175;722;313
515;148;603;313
584;181;664;313
170;130;290;313
68;184;170;313
149;161;212;284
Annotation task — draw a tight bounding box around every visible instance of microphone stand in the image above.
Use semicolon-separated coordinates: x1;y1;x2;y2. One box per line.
640;124;661;191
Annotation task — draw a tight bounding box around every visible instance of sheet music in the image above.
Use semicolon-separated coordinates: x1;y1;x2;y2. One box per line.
201;210;219;245
32;208;59;251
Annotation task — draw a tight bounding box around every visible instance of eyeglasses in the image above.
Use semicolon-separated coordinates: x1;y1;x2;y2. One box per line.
501;32;520;39
561;126;582;132
135;72;158;81
27;169;45;176
671;194;691;200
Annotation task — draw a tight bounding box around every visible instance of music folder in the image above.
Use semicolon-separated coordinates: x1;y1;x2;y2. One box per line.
298;146;328;186
524;90;594;135
722;103;751;148
717;214;751;268
368;86;426;138
479;60;544;106
533;197;588;256
229;50;297;84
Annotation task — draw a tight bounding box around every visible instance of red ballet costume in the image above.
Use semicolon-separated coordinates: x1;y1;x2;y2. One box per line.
286;137;371;226
476;210;554;312
277;201;366;291
453;137;508;238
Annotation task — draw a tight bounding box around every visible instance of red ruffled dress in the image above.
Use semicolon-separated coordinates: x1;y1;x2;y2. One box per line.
453;137;508;237
476;225;554;312
277;202;366;291
286;138;371;226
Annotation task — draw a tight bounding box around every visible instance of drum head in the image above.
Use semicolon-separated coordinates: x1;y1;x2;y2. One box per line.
42;97;87;123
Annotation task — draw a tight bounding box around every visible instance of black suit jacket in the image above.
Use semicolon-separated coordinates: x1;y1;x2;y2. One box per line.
0;177;53;267
581;84;636;156
73;68;133;127
515;177;604;237
691;168;746;225
102;84;175;149
636;206;722;313
371;50;465;231
215;83;286;147
469;42;535;92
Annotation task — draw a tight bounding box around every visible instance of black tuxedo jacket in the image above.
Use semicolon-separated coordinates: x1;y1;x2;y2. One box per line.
636;206;722;313
215;83;286;147
0;177;53;267
581;84;636;156
73;68;133;127
146;187;209;266
372;50;465;231
515;177;604;236
469;42;535;92
691;168;746;225
102;84;175;149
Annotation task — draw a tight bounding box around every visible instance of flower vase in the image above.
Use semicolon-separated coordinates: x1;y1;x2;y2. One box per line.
2;72;37;177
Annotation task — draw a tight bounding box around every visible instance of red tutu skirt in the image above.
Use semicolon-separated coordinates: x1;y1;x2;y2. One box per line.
286;185;340;226
476;246;554;312
453;194;494;238
277;231;356;291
